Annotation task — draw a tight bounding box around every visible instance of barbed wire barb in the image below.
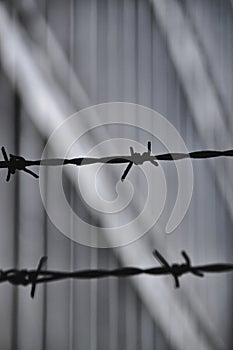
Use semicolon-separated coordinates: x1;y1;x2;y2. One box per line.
1;146;39;181
121;141;158;181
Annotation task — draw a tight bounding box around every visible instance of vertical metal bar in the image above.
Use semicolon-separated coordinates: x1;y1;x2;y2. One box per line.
68;1;75;350
11;91;20;350
16;112;45;350
42;3;72;349
69;184;75;350
42;162;48;350
42;2;49;349
10;5;20;350
0;68;15;350
122;2;139;348
125;283;138;350
90;0;98;348
90;248;98;350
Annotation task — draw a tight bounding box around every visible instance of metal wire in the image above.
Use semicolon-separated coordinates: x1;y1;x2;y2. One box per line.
1;141;233;182
0;250;232;299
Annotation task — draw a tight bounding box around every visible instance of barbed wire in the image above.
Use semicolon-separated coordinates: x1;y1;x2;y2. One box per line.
1;250;232;298
1;142;233;182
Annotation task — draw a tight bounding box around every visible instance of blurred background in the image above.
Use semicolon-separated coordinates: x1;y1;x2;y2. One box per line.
0;0;232;349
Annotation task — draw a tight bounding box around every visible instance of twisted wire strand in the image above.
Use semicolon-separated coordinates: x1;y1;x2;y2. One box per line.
0;250;232;298
1;142;233;182
0;141;233;182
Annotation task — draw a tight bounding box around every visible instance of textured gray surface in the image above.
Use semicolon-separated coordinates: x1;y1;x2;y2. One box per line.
0;0;232;349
